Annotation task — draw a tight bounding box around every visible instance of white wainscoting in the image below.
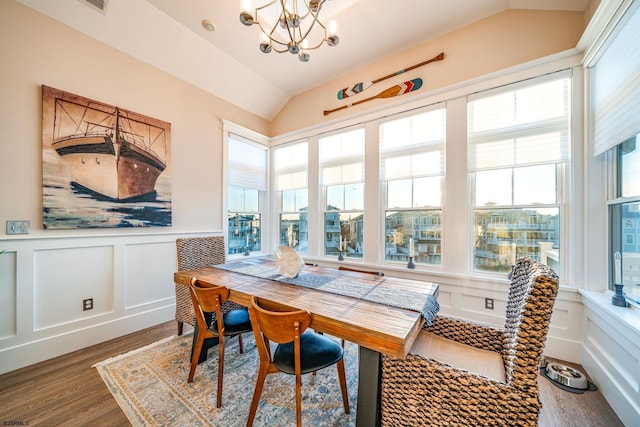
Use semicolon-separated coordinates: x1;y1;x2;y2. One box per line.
0;231;218;375
0;236;588;375
435;283;583;363
581;290;640;426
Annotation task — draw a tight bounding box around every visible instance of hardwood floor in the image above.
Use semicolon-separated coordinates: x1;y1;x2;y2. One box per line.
0;321;624;426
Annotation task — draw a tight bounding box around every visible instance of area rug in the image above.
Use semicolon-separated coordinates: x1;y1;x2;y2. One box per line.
94;332;358;426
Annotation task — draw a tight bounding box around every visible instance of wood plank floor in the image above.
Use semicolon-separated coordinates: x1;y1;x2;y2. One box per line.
0;321;624;426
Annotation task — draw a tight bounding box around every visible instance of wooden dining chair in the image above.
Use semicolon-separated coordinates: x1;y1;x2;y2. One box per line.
188;277;252;408
246;296;350;427
338;265;384;276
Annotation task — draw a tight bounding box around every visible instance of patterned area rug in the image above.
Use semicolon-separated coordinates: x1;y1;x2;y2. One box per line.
94;332;358;426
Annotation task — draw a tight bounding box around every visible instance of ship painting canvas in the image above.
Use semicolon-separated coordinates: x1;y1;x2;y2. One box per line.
42;85;172;229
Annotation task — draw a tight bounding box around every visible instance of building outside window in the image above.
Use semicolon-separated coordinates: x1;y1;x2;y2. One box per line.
468;72;571;275
319;128;365;258
273;141;309;252
380;106;445;266
227;135;267;255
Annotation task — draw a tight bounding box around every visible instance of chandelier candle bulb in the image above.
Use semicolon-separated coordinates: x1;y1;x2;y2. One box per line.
409;238;414;257
242;0;252;14
329;20;337;36
614;252;622;284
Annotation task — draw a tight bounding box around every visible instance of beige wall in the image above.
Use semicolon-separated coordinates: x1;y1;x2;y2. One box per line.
0;1;269;234
270;9;584;136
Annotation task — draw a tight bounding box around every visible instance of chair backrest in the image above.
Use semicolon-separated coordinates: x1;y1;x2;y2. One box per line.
502;257;559;390
338;266;384;276
175;237;227;328
248;296;312;363
177;236;226;270
189;277;230;333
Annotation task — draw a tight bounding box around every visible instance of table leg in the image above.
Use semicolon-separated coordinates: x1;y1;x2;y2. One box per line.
356;346;381;427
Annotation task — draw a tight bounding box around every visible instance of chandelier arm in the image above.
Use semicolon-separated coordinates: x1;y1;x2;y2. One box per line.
242;0;335;56
258;22;290;48
254;0;279;15
279;0;297;46
254;4;289;49
296;10;324;49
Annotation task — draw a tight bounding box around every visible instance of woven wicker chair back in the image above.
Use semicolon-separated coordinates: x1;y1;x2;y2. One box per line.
502;257;559;389
176;236;227;270
175;236;227;327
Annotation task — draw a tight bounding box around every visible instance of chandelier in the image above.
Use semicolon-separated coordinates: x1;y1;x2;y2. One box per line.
240;0;340;62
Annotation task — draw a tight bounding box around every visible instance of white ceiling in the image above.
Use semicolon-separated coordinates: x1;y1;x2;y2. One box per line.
17;0;589;120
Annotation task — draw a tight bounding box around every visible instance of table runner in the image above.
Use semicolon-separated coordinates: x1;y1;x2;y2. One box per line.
214;261;439;324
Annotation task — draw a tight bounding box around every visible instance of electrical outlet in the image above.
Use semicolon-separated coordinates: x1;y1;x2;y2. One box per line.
6;220;30;235
485;297;494;310
83;298;94;311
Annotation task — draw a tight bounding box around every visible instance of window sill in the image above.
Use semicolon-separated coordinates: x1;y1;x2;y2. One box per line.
579;289;640;334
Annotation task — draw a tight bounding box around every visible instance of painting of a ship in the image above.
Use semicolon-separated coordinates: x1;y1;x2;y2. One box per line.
42;85;172;229
50;92;166;200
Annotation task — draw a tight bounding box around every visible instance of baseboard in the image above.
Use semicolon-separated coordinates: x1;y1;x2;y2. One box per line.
0;306;174;375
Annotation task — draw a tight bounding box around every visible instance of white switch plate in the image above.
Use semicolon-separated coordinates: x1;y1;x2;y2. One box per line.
6;220;30;235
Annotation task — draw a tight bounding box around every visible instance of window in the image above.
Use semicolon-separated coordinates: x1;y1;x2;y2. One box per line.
468;72;571;275
380;106;445;266
227;135;267;255
319;128;365;259
589;1;640;303
609;135;640;304
274;141;308;252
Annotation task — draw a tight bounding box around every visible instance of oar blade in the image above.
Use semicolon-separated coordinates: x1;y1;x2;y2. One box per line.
337;81;373;99
377;78;423;99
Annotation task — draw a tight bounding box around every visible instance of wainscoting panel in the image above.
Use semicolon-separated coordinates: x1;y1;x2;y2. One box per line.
581;291;640;426
436;289;452;308
585;315;638;392
0;232;218;375
0;251;17;339
124;241;176;309
435;282;583;362
34;245;114;330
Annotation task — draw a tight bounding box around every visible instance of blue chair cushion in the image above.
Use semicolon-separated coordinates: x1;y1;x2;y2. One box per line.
211;309;252;335
273;332;344;374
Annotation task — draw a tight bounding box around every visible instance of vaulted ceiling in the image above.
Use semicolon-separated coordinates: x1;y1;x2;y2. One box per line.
17;0;590;120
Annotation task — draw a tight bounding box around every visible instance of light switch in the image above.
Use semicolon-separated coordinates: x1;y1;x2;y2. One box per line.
6;220;30;235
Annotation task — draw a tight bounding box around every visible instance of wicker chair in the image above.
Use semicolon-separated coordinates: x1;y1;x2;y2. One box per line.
380;257;559;426
175;236;243;335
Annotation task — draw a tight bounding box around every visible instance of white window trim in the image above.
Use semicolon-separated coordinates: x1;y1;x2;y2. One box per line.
223;120;270;258
264;52;583;286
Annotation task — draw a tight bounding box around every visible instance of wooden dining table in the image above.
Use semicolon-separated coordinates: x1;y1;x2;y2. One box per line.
174;258;439;426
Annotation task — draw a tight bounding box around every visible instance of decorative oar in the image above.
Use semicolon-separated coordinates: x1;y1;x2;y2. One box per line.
337;52;444;100
324;78;423;116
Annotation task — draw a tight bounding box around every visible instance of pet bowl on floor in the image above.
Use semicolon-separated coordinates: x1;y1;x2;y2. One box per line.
545;363;588;390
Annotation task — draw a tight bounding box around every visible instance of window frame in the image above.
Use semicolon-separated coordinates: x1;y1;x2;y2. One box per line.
607;140;640;305
273;140;309;253
318;126;366;260
378;105;446;268
467;72;572;278
223;120;270;258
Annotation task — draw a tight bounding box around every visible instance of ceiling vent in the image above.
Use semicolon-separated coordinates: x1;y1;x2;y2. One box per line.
80;0;109;14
